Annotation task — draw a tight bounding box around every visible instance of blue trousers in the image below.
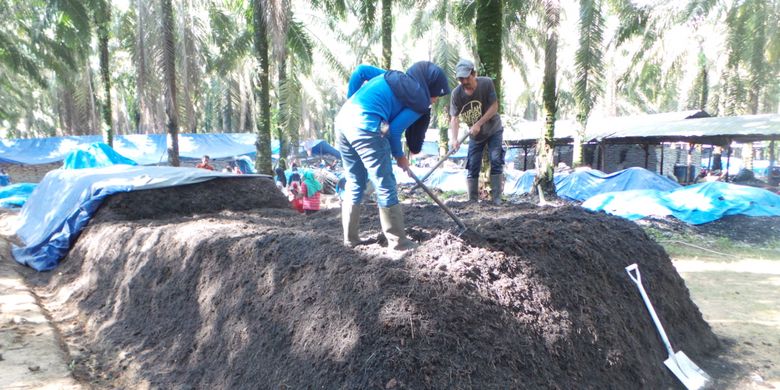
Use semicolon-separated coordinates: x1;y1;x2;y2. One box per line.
337;129;398;208
466;129;505;179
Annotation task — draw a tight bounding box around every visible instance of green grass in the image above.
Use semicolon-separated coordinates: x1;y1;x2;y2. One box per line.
642;226;780;261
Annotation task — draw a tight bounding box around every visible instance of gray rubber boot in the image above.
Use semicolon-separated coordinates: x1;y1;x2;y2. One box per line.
379;204;418;252
341;203;363;247
490;174;503;205
467;178;479;202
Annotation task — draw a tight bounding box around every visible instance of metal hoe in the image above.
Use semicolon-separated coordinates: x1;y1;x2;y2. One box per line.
405;167;471;235
409;131;470;192
625;263;711;390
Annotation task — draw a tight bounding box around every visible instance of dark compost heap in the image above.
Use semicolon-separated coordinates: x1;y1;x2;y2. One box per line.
26;176;720;389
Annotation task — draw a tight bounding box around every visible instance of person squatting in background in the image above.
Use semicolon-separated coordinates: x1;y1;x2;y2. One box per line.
448;58;505;205
300;170;322;215
336;61;450;255
196;155;215;170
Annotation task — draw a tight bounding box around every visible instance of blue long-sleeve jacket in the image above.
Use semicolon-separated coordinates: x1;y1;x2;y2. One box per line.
337;72;421;157
347;64;386;98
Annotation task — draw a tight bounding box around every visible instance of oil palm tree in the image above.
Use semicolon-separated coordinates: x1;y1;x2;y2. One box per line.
573;0;605;167
94;0;114;145
533;0;559;197
252;0;273;174
162;0;180;166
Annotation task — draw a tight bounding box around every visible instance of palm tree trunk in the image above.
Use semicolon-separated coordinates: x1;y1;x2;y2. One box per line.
699;65;709;111
475;0;503;186
96;0;113;145
161;0;180;166
534;0;560;197
475;0;502;102
381;0;392;69
180;0;196;133
223;83;233;132
238;70;247;133
277;54;288;159
573;0;605;167
252;0;273;175
86;65;101;136
135;0;151;133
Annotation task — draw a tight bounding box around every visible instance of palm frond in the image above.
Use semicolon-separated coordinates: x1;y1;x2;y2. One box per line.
287;19;314;73
574;0;605;123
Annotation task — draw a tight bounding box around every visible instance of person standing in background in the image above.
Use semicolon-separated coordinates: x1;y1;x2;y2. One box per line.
448;58;505;205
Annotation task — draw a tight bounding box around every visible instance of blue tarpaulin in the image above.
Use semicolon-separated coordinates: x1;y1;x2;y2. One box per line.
507;167;681;201
304;139;340;159
12;165;256;271
582;181;780;224
417;141;468;158
0;183;36;208
61;142;138;169
0;133;264;165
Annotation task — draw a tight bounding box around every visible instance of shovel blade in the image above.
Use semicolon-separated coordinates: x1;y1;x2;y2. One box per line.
664;351;711;390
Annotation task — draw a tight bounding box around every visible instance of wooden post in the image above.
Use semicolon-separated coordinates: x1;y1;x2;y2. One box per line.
599;142;605;171
523;145;528;171
643;144;649;169
659;143;664;176
685;143;694;184
725;142;732;180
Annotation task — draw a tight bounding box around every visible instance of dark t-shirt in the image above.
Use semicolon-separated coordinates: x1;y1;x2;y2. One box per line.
449;77;503;142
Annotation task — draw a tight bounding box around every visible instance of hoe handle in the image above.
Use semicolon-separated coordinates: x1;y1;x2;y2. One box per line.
412;132;471;188
406;168;469;232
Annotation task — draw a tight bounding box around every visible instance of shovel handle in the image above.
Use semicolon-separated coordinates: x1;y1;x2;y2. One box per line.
625;263;677;357
625;263;641;284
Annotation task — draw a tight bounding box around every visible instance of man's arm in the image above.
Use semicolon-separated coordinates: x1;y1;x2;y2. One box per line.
448;114;461;152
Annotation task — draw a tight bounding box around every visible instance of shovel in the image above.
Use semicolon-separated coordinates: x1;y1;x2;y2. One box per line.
625;264;711;390
409;131;470;192
404;167;473;237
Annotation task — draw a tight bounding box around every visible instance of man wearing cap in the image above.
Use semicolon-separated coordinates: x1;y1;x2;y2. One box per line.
449;58;504;205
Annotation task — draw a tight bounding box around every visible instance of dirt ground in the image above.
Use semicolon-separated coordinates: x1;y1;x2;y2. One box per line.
0;176;778;388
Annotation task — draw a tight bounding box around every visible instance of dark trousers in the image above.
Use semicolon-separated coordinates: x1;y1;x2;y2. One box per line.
466;129;504;179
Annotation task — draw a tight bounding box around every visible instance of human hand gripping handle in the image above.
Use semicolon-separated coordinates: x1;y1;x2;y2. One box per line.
395;155;411;173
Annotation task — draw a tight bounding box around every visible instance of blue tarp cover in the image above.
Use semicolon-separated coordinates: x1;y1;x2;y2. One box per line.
0;133;266;165
61;142;138;169
0;183;36;208
12;165;255;271
418;141;468;158
582;181;780;224
304;139;341;159
508;167;681;201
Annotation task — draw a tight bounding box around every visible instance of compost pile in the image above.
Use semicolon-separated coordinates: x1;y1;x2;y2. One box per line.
26;177;720;389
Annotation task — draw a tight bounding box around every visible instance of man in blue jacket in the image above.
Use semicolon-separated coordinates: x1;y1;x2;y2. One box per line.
336;61;450;255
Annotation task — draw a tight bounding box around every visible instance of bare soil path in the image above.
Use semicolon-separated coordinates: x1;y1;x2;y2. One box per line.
0;228;81;390
675;258;780;389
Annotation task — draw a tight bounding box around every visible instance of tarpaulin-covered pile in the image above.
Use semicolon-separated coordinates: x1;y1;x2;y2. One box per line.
61;142;138;169
303;139;341;159
507;167;681;201
12;165;245;271
0;183;37;208
583;181;780;224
